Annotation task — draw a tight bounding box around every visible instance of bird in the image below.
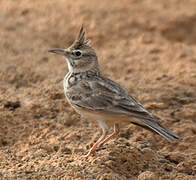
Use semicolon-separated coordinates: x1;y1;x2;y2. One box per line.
49;26;182;158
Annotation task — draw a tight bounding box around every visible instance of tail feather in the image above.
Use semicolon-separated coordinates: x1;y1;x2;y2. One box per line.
137;119;183;142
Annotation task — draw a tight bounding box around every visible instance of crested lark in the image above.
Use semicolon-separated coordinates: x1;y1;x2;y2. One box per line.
49;26;182;158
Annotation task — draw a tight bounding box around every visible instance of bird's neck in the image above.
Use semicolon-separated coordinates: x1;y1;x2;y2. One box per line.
70;68;101;77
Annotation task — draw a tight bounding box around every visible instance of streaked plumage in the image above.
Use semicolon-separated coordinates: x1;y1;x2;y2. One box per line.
49;26;182;158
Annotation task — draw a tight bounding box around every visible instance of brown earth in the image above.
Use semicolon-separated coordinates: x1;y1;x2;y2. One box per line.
0;0;196;179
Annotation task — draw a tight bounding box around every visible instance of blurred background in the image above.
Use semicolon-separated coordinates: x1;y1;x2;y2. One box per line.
0;0;195;179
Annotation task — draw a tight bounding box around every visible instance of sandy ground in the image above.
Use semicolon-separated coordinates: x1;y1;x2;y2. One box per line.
0;0;196;179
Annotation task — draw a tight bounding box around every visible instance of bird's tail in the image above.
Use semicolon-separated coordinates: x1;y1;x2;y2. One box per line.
134;118;183;142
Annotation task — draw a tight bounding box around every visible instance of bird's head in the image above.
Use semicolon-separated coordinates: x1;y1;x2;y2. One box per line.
49;26;99;74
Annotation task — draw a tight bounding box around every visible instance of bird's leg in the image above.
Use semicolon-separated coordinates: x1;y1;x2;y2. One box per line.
84;120;108;158
84;130;107;158
97;123;120;148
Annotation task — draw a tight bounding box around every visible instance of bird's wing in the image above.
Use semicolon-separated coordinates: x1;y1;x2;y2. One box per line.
67;76;160;121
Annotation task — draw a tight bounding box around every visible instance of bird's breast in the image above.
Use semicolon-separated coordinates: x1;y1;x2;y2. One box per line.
63;72;71;94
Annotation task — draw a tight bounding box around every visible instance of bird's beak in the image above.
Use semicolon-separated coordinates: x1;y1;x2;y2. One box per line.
48;48;68;55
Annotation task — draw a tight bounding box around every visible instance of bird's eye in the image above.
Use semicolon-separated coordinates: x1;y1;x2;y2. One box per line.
73;50;82;57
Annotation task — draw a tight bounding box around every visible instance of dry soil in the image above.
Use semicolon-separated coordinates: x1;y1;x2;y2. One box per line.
0;0;196;179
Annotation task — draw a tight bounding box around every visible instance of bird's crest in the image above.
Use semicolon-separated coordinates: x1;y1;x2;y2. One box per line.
72;26;91;49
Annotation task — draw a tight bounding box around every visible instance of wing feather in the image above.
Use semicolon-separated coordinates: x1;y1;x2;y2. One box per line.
67;76;160;121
